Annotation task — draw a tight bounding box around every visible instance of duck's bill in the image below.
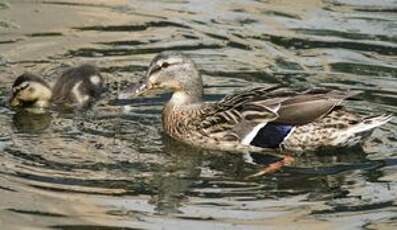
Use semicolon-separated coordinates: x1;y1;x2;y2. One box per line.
118;82;150;100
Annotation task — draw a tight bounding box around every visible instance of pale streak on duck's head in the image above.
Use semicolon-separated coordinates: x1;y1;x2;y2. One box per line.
9;73;52;108
119;51;203;105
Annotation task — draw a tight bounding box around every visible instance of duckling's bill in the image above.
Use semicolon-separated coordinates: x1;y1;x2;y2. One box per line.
8;96;21;107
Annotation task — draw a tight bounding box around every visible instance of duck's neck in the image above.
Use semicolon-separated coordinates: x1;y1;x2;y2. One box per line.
167;65;204;107
168;90;203;107
163;90;202;138
162;68;204;135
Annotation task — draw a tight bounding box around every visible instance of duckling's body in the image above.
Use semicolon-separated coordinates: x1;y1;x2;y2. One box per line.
9;64;104;110
52;64;104;109
120;52;391;153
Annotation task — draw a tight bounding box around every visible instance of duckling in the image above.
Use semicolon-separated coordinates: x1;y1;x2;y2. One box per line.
8;64;104;110
119;51;392;154
9;72;52;108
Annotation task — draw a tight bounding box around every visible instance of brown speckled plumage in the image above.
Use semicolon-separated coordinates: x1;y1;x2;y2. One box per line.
120;51;392;154
283;109;358;151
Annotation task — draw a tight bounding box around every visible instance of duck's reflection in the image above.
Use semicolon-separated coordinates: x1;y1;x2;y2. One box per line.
12;109;52;133
148;134;379;214
149;135;203;214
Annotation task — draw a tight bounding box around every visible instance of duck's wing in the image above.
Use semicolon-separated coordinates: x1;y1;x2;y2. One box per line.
222;86;362;125
197;86;287;141
196;86;361;142
275;89;361;125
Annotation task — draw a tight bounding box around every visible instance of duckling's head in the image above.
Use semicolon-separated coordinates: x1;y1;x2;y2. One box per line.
119;51;203;104
8;73;52;108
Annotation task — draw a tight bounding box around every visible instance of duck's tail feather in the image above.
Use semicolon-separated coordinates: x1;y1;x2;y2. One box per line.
331;114;392;147
350;114;392;135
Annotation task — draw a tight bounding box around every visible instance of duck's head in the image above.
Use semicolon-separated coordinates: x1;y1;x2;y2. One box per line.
119;51;203;104
8;73;52;108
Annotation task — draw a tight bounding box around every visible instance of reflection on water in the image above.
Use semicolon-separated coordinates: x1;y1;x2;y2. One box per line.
13;110;52;133
0;0;396;229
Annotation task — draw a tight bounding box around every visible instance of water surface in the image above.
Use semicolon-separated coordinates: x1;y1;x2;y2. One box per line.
0;0;396;229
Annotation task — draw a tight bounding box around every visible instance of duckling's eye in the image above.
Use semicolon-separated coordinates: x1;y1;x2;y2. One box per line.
13;82;30;94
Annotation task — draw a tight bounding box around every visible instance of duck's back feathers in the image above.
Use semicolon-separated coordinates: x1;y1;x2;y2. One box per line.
52;64;104;108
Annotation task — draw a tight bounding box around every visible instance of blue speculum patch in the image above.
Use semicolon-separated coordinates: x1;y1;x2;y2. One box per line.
250;123;294;148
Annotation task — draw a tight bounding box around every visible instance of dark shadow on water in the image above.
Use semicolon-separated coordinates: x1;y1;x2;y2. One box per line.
27;32;63;37
6;208;67;217
74;21;191;32
254;34;397;56
67;43;224;58
51;225;145;230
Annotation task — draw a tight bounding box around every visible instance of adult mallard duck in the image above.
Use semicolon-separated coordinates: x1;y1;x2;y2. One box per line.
8;64;104;110
119;51;391;172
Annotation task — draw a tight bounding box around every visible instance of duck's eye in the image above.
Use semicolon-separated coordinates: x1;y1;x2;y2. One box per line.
149;62;171;76
161;62;169;68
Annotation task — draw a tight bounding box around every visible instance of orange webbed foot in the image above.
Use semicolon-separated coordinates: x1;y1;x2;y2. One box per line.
246;154;295;178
